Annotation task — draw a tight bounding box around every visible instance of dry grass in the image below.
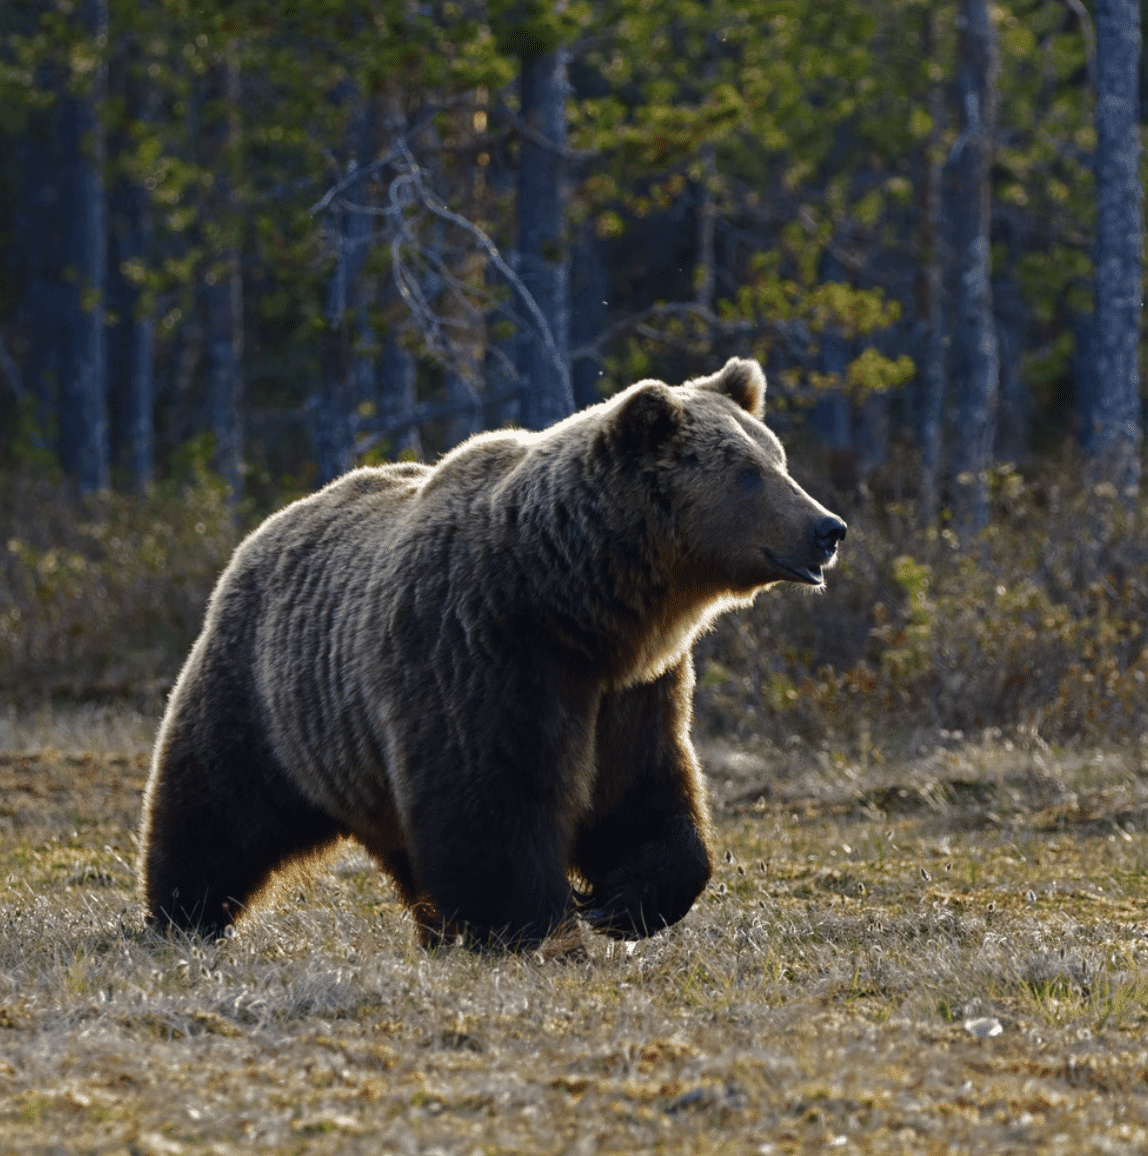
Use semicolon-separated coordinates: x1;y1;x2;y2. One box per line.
2;710;1148;1154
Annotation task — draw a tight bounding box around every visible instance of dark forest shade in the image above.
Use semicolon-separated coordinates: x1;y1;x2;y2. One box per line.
107;82;157;493
106;188;156;492
316;189;356;486
203;45;244;502
57;0;110;495
918;6;947;525
16;112;62;451
951;0;1000;532
515;48;574;431
0;2;1143;502
316;96;374;486
1090;0;1143;500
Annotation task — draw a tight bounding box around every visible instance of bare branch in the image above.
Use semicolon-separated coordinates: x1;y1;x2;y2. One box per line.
1064;0;1096;92
318;138;569;396
308;96;475;215
354;384;522;457
497;102;600;162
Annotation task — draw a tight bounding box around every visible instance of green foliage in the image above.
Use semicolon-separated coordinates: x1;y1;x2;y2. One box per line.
565;0;926;400
489;0;590;58
0;0;1133;498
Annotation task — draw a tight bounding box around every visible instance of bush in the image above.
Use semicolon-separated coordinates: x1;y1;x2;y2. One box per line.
2;457;1145;746
0;469;238;703
694;462;1148;746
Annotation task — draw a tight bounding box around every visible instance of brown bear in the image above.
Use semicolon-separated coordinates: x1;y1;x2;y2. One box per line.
137;357;845;947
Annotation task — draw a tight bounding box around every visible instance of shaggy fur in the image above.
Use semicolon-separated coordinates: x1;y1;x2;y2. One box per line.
138;358;846;947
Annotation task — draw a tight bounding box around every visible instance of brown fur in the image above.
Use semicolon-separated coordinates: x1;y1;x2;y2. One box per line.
138;358;846;947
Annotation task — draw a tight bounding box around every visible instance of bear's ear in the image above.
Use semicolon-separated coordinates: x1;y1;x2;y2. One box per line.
693;357;766;419
610;382;683;456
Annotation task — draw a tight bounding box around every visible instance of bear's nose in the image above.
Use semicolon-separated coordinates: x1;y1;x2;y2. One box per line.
813;515;847;554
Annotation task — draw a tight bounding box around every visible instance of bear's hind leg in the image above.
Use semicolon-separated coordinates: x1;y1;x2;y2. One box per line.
140;723;342;936
573;659;713;939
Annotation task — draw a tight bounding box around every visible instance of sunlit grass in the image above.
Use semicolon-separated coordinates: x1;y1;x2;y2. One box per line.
1;712;1148;1153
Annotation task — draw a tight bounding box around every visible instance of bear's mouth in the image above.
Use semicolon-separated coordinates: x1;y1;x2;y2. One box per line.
763;550;826;587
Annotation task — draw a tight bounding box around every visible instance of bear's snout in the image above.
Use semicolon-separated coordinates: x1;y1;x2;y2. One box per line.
812;515;847;562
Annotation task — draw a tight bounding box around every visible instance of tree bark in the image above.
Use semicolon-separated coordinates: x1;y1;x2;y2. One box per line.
203;42;244;501
107;68;157;492
107;180;155;491
993;277;1028;462
570;217;609;409
951;0;1000;532
373;88;423;459
377;325;422;458
316;187;356;485
316;94;378;485
1074;312;1098;448
57;0;110;494
16;104;62;450
919;6;947;525
695;141;717;314
516;48;573;430
1089;0;1143;501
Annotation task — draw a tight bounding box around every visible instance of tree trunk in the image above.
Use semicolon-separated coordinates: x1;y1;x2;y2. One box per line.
203;42;244;501
347;140;376;452
374;88;423;459
316;98;377;484
811;252;856;490
107;180;156;491
316;188;356;485
1089;0;1143;501
16;103;62;451
919;6;947;525
377;325;422;458
57;0;110;494
695;141;717;314
1074;313;1098;448
107;69;157;492
811;327;855;491
570;217;609;409
993;277;1028;463
951;0;1000;532
441;239;486;449
443;370;483;448
516;48;573;430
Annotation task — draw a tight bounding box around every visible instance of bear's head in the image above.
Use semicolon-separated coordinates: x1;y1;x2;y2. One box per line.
609;357;846;596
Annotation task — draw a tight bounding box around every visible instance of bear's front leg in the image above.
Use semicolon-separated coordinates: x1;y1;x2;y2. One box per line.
573;658;713;939
395;658;597;950
408;800;578;949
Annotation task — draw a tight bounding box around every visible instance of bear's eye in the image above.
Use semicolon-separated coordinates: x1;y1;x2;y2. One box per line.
737;468;762;491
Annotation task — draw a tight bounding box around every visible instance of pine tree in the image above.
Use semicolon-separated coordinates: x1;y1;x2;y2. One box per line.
1089;0;1143;501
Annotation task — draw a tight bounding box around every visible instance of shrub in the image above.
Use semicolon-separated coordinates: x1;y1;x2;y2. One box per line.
0;469;238;703
2;457;1145;746
694;462;1148;746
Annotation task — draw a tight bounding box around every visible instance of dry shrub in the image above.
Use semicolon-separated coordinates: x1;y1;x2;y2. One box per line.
0;468;238;702
696;461;1148;745
1;457;1145;746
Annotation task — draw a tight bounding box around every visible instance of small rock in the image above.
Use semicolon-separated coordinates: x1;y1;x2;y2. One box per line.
963;1016;1003;1038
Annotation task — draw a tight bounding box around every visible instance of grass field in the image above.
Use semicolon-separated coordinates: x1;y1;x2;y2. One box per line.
2;706;1148;1155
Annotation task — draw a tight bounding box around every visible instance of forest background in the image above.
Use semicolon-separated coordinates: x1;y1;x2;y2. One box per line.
4;9;1148;1150
0;0;1146;751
